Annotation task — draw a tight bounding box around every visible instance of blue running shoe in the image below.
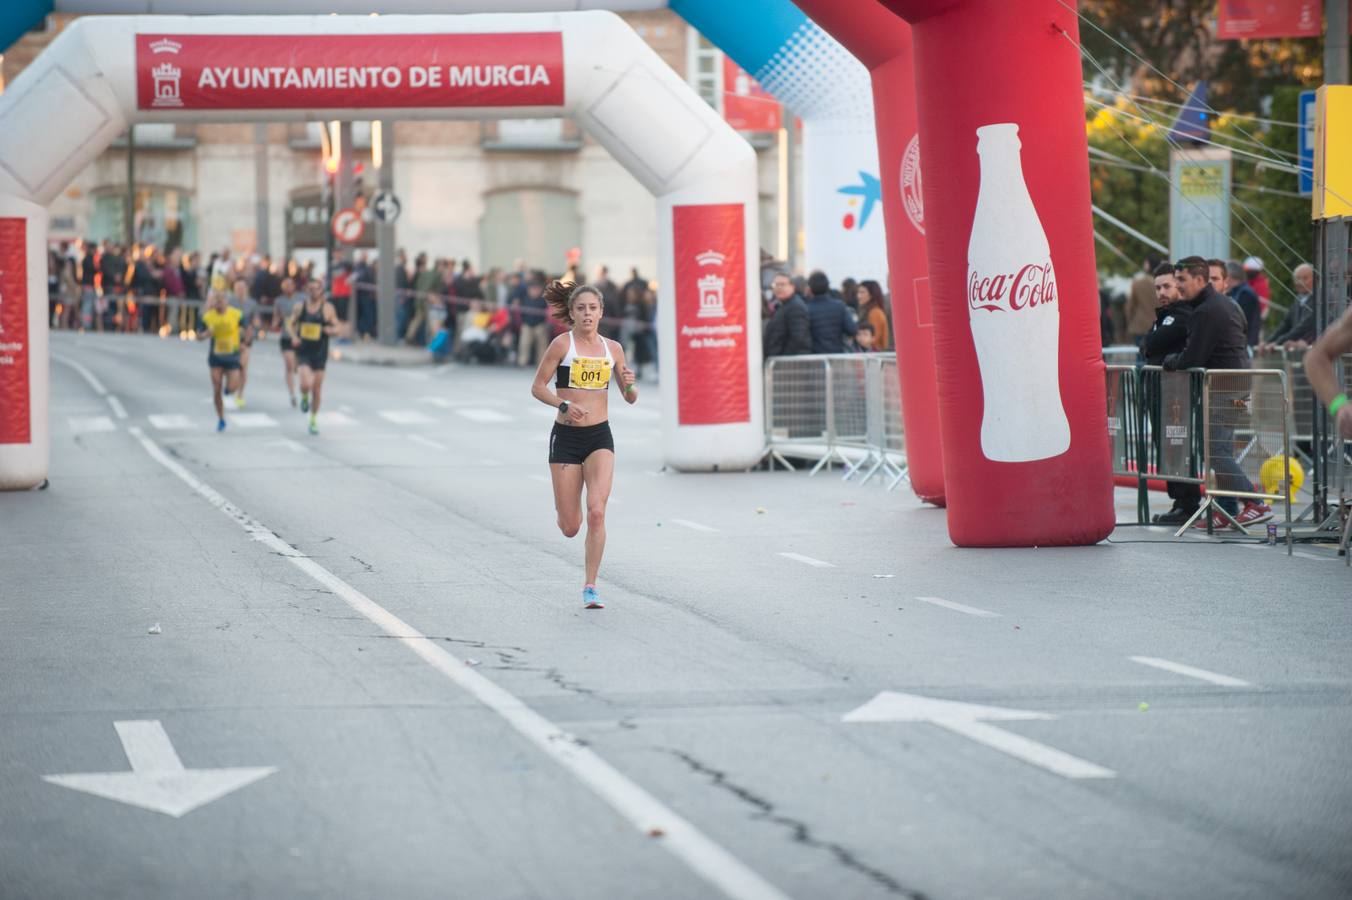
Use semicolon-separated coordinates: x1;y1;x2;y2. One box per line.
300;393;310;413
582;586;603;609
216;418;226;432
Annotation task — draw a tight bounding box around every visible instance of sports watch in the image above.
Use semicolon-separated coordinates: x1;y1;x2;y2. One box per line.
558;400;570;415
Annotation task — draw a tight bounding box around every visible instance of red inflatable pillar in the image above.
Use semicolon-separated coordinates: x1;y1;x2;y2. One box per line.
802;0;1114;547
788;2;944;505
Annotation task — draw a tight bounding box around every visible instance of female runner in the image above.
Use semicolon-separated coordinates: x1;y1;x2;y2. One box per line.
288;279;339;435
530;281;637;609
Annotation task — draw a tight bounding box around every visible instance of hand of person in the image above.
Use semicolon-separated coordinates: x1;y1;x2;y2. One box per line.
567;403;589;424
1339;405;1352;441
619;365;636;391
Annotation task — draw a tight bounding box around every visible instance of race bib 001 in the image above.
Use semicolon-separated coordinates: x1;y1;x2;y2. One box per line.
568;357;611;390
299;322;323;341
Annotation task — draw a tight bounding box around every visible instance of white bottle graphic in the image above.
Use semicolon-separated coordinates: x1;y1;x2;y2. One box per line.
966;122;1071;462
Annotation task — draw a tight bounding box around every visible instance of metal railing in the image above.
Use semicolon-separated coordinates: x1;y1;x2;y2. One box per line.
763;353;906;487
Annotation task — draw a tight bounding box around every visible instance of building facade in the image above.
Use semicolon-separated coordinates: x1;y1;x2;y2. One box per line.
2;11;797;279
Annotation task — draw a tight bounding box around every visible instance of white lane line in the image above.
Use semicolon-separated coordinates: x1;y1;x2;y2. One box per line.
915;596;1001;619
379;409;436;426
148;414;199;431
529;473;552;484
408;434;448;451
68;416;116;434
52;354;107;395
106;395;128;419
1128;656;1251;687
316;411;358;427
777;552;835;569
941;719;1117;780
670;519;719;533
265;438;310;454
125;425;789;900
455;408;514;424
421;396;456;409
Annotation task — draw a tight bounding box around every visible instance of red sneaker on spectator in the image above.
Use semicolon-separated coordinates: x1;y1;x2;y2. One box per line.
1236;501;1273;526
1192;511;1230;531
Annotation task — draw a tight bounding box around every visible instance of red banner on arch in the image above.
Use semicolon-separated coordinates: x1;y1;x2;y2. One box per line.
0;218;30;445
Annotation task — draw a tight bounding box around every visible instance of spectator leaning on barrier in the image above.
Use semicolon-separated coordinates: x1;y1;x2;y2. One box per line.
517;278;552;368
856;279;890;351
1243;256;1271;320
805;270;857;354
1259;263;1316;354
1223;260;1261;348
1125;256;1159;347
1142;261;1200;525
762;272;811;358
1303;304;1352;441
1163;255;1273;528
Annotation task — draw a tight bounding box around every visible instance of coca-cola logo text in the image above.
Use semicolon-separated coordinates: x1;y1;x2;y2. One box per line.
967;262;1057;312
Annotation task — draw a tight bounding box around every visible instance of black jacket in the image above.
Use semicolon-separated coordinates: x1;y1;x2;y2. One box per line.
806;293;857;354
1269;293;1316;345
764;294;811;357
1163;284;1250;371
1226;283;1261;347
1142;302;1192;366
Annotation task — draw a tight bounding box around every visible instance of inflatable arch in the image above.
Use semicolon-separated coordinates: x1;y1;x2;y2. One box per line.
793;0;1114;547
0;11;764;488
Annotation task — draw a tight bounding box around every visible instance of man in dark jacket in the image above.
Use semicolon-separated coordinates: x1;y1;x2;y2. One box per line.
763;273;811;357
1163;256;1271;528
1141;262;1197;524
1223;260;1260;347
1259;263;1316;353
805;270;856;353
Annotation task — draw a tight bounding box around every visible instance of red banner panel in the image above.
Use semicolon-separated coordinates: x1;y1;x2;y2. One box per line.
136;33;564;110
0;218;30;444
673;204;749;426
722;58;781;132
1216;1;1322;39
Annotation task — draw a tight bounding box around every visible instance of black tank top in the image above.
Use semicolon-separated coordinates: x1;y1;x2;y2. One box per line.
296;302;328;352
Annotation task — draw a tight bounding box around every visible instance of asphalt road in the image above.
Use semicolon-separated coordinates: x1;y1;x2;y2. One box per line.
2;330;1349;900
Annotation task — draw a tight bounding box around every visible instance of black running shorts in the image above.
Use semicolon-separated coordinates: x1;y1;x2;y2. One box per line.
549;421;614;465
296;346;328;371
208;352;241;371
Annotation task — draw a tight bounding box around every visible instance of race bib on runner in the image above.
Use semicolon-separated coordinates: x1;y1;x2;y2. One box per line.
568;357;611;390
299;322;323;341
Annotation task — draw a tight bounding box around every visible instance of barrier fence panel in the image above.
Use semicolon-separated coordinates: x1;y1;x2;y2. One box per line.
765;356;833;469
1196;368;1292;545
1102;344;1140;367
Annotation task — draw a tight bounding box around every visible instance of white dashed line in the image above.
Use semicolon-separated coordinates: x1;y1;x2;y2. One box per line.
455;408;514;424
915;596;1001;618
148;414;198;431
1129;656;1251;687
316;411;358;427
106;395;128;419
409;434;448;451
670;519;719;533
228;413;279;429
68;416;116;434
777;552;835;569
379;409;436;426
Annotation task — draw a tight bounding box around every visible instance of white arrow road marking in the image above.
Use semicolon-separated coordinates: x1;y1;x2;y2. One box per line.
106;395;128;419
125;426;790;900
777;552;835;568
844;692;1115;780
68;416;116;434
455;408;513;423
1128;656;1251;687
915;596;1000;618
379;409;436;426
670;519;719;533
43;720;276;818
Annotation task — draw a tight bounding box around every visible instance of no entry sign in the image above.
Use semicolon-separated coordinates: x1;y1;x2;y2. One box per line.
331;207;364;244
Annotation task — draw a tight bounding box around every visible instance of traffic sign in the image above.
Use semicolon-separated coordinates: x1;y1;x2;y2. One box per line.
371;190;401;225
1298;89;1316;197
331;206;364;243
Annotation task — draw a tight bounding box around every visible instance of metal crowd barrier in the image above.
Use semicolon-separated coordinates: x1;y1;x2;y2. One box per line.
1107;363;1293;547
763;353;906;487
1102;344;1141;367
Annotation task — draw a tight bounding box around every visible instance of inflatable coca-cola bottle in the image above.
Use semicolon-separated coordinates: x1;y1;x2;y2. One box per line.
966;122;1070;462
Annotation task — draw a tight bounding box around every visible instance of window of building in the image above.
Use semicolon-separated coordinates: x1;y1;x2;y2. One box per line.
685;27;723;112
90;187;195;251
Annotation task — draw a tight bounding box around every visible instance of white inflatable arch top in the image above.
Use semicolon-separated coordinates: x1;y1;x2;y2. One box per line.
0;11;762;488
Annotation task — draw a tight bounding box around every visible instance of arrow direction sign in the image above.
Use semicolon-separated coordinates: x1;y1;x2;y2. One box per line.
843;692;1115;780
43;721;277;817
